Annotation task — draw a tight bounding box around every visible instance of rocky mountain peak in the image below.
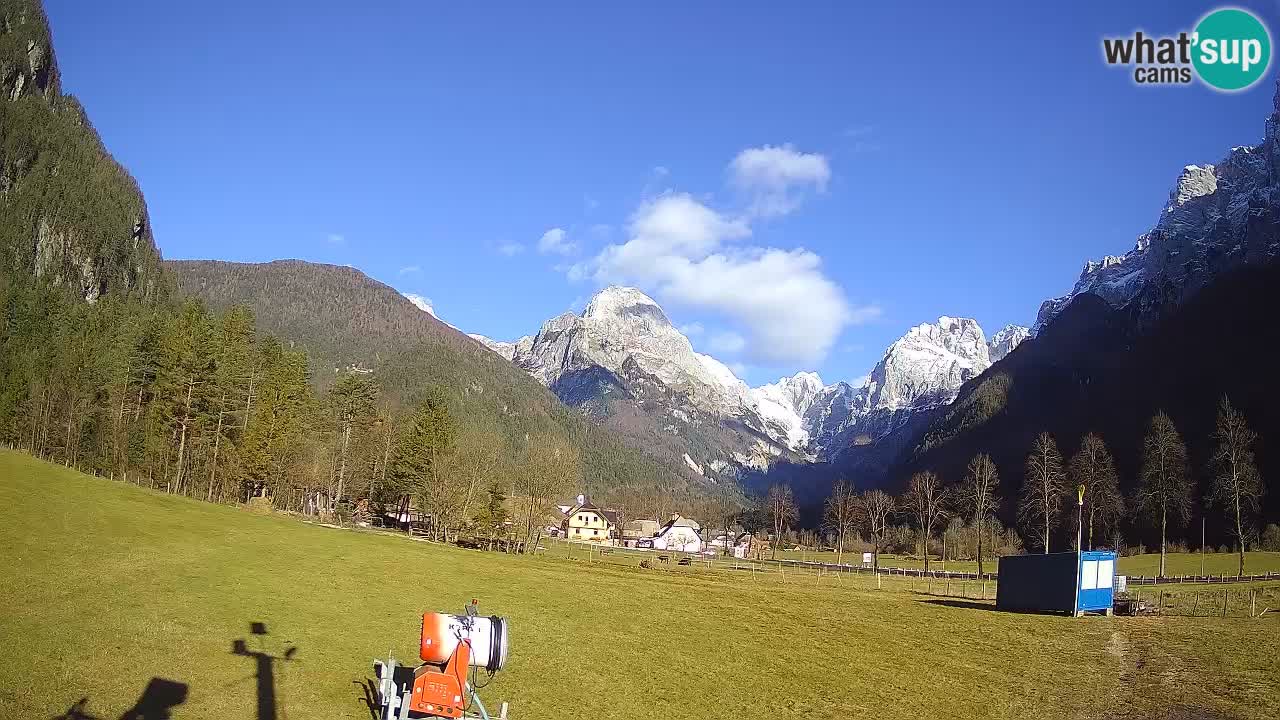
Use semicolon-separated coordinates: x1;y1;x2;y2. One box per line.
1037;78;1280;335
583;286;668;323
902;316;989;365
988;324;1030;363
1166;164;1217;211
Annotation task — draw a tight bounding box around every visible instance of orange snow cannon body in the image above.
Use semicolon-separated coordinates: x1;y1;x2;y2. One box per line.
408;614;473;718
373;603;509;719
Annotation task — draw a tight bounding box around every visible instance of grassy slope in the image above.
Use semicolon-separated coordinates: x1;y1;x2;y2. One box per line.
2;452;1277;720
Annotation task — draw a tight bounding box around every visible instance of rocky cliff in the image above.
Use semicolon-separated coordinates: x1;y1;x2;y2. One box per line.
0;0;164;301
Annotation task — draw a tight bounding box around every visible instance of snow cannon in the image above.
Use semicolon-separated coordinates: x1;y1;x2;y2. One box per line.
374;600;511;720
420;611;508;672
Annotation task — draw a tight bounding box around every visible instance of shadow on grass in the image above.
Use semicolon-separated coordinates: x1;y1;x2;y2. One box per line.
917;597;1001;612
357;659;416;720
356;678;380;720
232;621;297;720
917;596;1081;617
53;678;189;720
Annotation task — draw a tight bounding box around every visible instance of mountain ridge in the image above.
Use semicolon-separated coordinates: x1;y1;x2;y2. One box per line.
472;286;1029;477
164;259;709;497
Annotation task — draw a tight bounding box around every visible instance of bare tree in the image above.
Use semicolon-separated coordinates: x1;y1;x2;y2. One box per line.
1135;411;1192;578
824;478;859;566
440;423;507;537
1207;396;1265;577
905;471;948;572
766;484;799;559
517;434;580;553
1070;433;1124;551
1019;432;1066;553
959;454;999;576
715;484;739;556
858;489;896;572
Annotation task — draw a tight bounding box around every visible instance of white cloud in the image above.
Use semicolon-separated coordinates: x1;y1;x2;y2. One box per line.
729;362;749;378
399;265;421;275
497;241;525;257
708;331;746;354
537;227;576;255
403;293;435;317
849;374;871;389
678;322;705;338
728;144;831;217
326;233;346;246
585;191;873;365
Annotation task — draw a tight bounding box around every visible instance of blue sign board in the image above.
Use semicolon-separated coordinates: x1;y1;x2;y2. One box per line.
1076;550;1116;614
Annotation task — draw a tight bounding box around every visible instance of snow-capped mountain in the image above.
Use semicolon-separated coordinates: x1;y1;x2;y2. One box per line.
508;287;754;415
1035;82;1280;334
471;288;1032;474
748;371;828;449
469;287;797;477
756;317;1028;459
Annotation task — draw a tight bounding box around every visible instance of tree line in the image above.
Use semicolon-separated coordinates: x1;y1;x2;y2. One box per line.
756;400;1267;577
0;280;593;550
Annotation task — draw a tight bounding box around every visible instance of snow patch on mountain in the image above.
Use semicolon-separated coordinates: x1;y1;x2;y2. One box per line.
469;334;521;362
683;453;704;476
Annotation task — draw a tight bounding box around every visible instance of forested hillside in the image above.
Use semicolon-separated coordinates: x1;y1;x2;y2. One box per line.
165;259;705;506
0;1;712;544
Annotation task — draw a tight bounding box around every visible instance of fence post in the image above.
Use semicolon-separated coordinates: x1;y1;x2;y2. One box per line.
1222;589;1228;618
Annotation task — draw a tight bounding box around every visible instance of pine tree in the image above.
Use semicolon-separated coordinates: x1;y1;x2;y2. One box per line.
327;373;380;505
391;392;456;537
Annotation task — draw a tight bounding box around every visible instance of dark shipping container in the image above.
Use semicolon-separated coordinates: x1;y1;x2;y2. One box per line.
996;551;1115;616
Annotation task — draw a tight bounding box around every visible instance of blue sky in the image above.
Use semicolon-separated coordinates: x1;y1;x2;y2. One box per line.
46;0;1278;386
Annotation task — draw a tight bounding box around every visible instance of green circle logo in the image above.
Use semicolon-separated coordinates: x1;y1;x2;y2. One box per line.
1192;8;1272;91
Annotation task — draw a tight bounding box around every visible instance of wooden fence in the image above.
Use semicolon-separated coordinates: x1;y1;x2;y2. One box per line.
1124;585;1278;618
1124;572;1280;585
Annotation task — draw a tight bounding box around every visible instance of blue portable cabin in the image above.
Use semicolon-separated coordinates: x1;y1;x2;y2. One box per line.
996;550;1116;616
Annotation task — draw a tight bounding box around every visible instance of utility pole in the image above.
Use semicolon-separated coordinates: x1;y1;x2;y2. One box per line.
1201;515;1206;577
1074;483;1085;617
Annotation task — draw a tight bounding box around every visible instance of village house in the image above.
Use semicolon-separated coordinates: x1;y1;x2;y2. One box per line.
621;518;659;548
651;514;703;553
732;532;764;559
561;500;619;543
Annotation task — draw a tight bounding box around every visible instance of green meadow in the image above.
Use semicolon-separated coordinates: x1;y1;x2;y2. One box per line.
2;451;1276;720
